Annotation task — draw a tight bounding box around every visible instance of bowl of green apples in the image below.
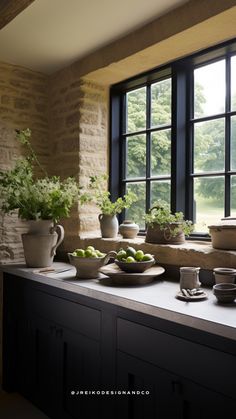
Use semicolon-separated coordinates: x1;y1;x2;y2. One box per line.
114;246;155;273
68;246;116;279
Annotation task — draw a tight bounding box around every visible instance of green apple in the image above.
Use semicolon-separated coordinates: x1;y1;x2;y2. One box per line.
126;256;135;263
142;253;154;261
126;246;136;258
85;249;93;258
96;250;104;257
86;245;95;252
117;249;127;261
91;251;98;258
75;249;85;257
135;250;144;261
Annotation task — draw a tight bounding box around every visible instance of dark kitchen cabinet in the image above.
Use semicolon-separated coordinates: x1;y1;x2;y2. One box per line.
3;272;236;419
3;275;103;419
116;351;236;419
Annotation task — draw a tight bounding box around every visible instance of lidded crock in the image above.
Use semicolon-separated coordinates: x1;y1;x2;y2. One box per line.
208;217;236;250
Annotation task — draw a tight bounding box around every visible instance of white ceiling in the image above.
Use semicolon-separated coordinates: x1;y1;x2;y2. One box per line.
0;0;188;74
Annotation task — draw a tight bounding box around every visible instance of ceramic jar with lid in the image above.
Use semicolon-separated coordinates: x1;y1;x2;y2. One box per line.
208;217;236;250
119;220;139;239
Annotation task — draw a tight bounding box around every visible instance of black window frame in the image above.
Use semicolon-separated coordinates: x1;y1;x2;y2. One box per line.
110;38;236;239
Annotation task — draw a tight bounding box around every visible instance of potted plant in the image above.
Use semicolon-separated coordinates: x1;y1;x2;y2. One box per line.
0;129;81;267
81;174;137;238
145;200;193;244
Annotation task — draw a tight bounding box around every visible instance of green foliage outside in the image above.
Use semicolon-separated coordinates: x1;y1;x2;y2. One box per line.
125;75;236;229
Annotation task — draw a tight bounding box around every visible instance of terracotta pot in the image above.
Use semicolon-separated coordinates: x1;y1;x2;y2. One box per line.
145;222;185;244
98;214;119;238
22;220;64;268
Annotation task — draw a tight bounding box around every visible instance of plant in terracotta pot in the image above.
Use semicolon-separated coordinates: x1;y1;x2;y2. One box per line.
0;129;81;267
145;200;193;244
81;174;137;238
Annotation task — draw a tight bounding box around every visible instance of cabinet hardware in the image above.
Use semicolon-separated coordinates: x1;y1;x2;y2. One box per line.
172;380;182;394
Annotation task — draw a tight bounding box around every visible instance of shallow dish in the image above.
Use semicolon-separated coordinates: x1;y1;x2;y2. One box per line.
114;258;155;273
100;263;164;285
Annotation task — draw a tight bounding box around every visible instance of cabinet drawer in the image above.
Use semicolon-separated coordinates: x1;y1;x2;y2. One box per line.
26;288;101;341
117;318;236;399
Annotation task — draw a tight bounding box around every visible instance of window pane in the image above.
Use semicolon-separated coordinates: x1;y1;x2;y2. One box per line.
194;177;224;232
151;79;171;127
231;176;236;216
194;60;225;118
231;116;236;170
194;119;225;173
151;180;171;207
125;182;146;228
126;87;146;133
231;56;236;111
151;129;171;176
126;135;146;178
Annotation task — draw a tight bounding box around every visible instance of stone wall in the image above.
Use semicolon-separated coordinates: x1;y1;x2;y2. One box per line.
49;74;108;251
0;62;49;264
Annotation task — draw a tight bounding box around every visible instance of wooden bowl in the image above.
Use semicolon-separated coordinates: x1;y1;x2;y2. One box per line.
114;258;155;273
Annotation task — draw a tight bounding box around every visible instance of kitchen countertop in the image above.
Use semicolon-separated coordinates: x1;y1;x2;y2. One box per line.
1;262;236;341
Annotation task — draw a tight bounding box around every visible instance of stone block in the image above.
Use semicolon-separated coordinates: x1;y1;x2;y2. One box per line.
14;98;31;109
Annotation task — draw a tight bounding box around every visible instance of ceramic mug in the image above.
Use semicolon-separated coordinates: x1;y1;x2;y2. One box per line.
180;267;201;290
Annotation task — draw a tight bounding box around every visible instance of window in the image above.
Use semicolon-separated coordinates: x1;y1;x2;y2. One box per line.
110;39;236;237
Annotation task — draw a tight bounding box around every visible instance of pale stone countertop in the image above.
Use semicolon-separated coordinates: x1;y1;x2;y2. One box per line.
1;262;236;341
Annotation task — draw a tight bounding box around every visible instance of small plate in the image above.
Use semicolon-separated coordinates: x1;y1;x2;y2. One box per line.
100;263;165;285
176;291;208;302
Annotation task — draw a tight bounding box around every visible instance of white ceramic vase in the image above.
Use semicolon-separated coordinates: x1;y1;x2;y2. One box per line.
98;214;119;238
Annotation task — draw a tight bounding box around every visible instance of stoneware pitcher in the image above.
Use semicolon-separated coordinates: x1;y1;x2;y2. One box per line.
22;222;64;268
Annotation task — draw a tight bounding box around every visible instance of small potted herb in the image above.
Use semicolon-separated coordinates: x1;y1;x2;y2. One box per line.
145;200;193;244
81;175;137;238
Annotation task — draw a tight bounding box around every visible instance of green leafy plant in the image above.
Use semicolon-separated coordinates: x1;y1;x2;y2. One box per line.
0;129;81;223
81;174;137;216
145;200;193;237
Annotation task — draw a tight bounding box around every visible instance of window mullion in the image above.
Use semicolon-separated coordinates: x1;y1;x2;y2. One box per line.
171;63;188;215
225;54;231;216
146;84;151;212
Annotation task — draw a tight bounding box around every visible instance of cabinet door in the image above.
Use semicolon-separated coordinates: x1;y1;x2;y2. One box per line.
179;378;236;419
116;352;181;419
32;315;60;417
59;327;102;419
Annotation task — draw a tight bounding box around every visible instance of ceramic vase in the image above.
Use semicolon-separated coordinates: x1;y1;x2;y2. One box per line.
119;220;139;239
98;214;119;238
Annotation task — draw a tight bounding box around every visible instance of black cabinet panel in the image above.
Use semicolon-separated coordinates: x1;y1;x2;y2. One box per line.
117;352;236;419
116;352;181;419
117;318;236;399
28;288;101;341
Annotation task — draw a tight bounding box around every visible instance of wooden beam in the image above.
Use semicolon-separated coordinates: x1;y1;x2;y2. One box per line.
0;0;36;30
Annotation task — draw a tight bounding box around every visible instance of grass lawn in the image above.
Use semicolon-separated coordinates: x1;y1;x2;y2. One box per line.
194;194;223;233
